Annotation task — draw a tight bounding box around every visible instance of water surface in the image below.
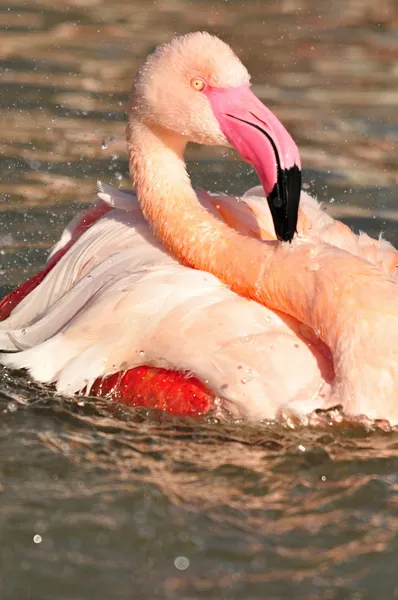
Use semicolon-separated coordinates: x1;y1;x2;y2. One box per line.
1;0;398;598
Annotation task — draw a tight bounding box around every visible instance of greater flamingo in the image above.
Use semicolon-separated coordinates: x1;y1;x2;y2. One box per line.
1;32;398;422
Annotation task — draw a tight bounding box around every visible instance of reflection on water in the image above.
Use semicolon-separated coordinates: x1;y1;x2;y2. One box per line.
3;371;398;599
1;0;398;598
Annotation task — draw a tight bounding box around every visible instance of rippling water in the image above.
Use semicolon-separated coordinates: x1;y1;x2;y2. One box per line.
2;0;398;597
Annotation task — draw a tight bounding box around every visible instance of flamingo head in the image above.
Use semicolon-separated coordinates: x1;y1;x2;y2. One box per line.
131;32;302;242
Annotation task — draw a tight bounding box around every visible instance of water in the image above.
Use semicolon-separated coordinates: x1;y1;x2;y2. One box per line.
1;0;398;597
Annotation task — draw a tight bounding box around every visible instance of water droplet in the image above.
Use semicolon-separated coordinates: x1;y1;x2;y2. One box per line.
174;556;190;570
298;444;306;452
115;172;123;181
139;350;145;357
272;196;283;208
33;534;42;544
101;141;107;150
308;262;320;271
329;198;335;204
241;368;254;384
7;402;17;413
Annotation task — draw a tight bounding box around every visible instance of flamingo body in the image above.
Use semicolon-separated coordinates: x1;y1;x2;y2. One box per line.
0;185;333;420
2;32;398;422
1;182;397;420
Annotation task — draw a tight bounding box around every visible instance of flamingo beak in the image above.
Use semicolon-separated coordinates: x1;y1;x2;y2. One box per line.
206;85;302;242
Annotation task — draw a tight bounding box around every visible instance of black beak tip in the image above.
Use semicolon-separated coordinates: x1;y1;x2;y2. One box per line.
267;164;302;244
275;227;296;244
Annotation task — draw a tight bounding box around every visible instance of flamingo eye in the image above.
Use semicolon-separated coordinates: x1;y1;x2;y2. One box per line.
190;77;206;91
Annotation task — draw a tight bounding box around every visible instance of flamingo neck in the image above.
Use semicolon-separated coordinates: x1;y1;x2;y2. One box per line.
127;119;266;287
126;119;396;358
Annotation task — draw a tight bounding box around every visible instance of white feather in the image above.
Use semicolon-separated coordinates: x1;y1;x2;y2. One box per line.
0;185;331;419
96;181;138;210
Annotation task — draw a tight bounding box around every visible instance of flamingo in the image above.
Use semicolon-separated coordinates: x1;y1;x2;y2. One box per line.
1;31;398;422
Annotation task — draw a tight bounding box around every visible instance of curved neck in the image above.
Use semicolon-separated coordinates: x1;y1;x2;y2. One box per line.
127;120;267;294
126;119;396;354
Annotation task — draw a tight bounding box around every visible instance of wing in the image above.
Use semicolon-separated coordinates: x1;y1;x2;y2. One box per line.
0;184;331;420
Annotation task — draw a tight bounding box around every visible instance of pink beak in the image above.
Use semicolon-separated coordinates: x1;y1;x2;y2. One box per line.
206;85;301;242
